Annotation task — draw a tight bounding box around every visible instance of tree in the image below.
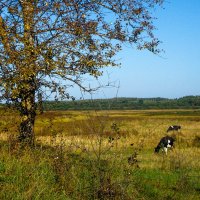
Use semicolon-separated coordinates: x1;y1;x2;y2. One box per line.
0;0;163;145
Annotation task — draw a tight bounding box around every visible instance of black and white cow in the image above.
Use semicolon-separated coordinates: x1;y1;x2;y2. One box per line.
154;136;175;154
167;125;181;132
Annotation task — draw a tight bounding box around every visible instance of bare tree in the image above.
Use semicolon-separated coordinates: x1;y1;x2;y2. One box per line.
0;0;163;145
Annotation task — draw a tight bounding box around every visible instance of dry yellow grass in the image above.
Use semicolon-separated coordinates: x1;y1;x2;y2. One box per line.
1;109;200;148
0;109;200;149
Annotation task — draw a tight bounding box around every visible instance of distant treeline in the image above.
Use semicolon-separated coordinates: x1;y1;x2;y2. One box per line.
43;96;200;110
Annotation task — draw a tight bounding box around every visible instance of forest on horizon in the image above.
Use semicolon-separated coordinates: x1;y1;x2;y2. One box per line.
41;95;200;110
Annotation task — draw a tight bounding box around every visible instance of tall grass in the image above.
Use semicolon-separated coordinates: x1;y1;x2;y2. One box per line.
0;108;200;199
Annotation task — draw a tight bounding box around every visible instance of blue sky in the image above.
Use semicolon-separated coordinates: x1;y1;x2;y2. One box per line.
73;1;200;100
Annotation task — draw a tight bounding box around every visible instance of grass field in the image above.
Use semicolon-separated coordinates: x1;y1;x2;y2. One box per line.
0;108;200;199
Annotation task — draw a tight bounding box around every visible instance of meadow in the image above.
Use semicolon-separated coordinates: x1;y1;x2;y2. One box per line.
0;108;200;199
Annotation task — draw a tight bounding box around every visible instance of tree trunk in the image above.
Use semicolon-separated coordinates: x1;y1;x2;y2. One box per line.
17;1;36;146
18;91;36;146
38;92;44;114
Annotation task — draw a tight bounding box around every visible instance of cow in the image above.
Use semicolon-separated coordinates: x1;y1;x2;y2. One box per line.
167;125;181;132
154;136;175;154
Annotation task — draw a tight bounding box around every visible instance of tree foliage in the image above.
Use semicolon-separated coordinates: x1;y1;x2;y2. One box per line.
0;0;163;144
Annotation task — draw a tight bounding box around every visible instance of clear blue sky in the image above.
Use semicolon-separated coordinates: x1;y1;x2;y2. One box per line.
73;1;200;100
